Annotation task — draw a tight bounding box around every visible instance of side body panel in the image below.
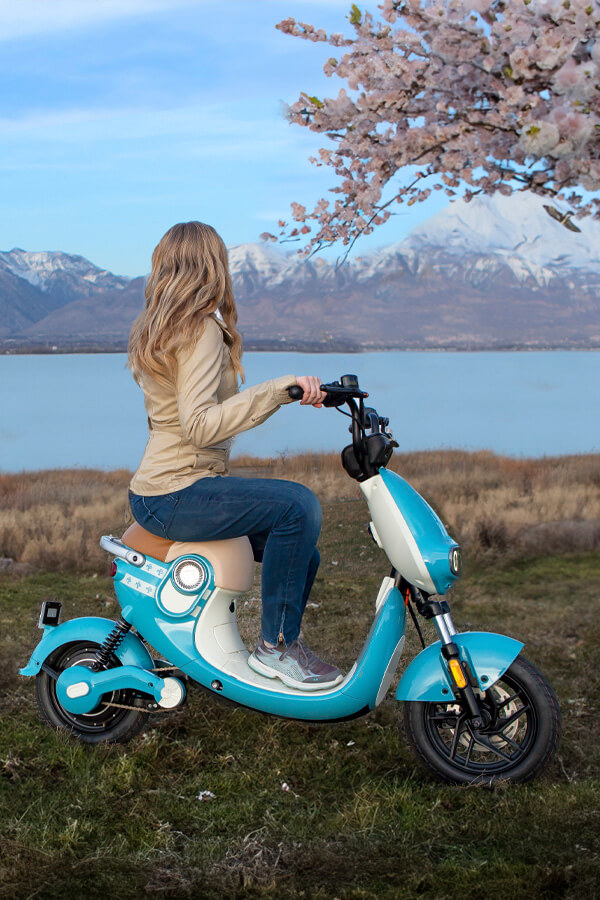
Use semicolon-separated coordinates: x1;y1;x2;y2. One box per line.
24;552;409;723
114;556;408;721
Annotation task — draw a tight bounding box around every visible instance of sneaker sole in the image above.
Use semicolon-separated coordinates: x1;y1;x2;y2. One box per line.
247;653;343;692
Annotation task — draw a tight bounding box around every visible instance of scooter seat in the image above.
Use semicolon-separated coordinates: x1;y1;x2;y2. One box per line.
121;522;254;593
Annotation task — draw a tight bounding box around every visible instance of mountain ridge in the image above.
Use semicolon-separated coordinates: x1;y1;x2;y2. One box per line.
2;192;599;351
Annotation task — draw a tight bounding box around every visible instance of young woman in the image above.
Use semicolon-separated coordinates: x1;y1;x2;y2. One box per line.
127;221;342;690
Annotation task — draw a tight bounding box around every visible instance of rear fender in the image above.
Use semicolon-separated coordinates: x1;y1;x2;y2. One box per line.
19;617;153;677
396;631;524;702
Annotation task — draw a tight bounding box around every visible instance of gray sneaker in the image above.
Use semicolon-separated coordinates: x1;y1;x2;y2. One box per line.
248;637;343;691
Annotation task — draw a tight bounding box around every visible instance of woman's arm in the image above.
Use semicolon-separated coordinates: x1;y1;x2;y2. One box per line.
176;316;297;448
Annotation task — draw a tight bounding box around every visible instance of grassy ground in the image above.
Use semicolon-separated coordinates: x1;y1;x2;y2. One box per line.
1;459;599;898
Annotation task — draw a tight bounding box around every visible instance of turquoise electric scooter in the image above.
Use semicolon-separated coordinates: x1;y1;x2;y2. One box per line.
20;375;560;784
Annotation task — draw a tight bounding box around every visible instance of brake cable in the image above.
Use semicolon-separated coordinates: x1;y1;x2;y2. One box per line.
403;585;427;650
407;601;426;650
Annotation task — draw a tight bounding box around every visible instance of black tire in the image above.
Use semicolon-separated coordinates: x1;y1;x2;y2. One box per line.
35;641;149;745
403;654;561;785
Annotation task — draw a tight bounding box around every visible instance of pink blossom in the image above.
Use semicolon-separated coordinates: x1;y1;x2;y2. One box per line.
520;121;561;157
273;0;600;255
290;202;306;221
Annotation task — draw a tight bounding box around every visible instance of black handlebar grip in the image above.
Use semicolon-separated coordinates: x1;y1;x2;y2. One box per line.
287;385;305;401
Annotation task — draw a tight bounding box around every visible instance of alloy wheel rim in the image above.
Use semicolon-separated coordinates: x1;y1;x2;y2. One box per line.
423;670;538;774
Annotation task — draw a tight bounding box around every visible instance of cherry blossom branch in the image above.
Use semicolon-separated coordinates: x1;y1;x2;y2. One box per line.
266;0;600;257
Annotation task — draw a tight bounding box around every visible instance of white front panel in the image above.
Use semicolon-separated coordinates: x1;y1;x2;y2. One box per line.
360;475;436;593
194;589;355;696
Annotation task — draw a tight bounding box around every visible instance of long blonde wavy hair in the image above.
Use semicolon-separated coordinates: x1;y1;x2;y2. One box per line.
127;221;244;388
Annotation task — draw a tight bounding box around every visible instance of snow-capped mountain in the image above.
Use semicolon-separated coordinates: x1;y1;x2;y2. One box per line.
2;192;600;350
0;248;132;340
226;192;600;295
227;243;286;280
352;191;600;284
404;191;600;270
0;248;129;294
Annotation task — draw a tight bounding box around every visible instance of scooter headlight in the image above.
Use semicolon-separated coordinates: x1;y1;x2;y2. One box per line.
172;558;208;593
449;546;462;577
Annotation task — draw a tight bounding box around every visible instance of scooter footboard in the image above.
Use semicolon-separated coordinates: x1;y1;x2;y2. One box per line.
19;616;154;676
396;631;524;702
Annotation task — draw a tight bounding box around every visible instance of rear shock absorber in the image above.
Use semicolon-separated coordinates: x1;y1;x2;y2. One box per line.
92;618;132;671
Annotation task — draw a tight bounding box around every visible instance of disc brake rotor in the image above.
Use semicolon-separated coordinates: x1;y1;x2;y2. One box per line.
486;682;521;746
440;682;521;754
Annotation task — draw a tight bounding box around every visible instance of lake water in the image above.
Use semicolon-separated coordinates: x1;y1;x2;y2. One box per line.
0;351;598;473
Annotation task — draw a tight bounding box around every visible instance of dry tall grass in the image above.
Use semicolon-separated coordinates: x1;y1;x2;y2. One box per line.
1;450;599;573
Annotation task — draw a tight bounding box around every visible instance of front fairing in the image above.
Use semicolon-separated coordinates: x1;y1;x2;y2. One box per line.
360;468;459;595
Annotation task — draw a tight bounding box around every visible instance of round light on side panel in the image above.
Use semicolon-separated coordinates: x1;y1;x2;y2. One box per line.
172;559;207;593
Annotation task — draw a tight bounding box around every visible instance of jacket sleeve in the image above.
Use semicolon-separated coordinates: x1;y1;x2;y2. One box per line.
175;317;297;449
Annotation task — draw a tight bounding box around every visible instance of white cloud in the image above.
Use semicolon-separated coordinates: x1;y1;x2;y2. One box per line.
0;0;197;42
0;101;322;171
0;0;353;43
0;102;277;141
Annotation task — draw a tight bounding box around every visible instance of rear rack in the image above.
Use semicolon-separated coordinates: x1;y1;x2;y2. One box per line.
99;535;146;568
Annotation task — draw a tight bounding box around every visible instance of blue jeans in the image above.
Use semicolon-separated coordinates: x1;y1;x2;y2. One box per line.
128;476;322;645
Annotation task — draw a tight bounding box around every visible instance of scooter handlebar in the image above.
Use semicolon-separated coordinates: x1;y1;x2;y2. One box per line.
287;377;368;405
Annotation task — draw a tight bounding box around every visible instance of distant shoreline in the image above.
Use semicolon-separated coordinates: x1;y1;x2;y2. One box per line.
1;341;599;355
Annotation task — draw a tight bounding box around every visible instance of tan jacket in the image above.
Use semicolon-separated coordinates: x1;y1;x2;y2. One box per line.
129;315;297;495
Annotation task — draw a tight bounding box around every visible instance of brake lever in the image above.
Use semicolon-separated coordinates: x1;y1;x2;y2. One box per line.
319;381;346;408
320;382;369;405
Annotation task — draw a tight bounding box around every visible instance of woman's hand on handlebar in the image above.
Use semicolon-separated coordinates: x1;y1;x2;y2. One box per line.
295;375;327;408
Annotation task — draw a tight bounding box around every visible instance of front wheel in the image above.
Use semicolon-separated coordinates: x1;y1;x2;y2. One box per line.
36;641;149;745
403;654;561;784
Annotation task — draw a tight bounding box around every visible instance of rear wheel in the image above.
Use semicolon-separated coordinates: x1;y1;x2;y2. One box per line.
36;641;149;744
404;654;560;784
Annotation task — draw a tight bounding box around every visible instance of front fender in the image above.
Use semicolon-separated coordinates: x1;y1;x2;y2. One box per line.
19;617;154;677
396;631;524;702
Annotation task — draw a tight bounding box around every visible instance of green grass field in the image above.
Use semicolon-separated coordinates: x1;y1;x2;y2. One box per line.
1;493;599;899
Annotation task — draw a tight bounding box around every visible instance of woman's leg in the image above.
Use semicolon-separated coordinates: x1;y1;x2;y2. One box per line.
130;476;321;645
302;548;321;620
250;535;320;643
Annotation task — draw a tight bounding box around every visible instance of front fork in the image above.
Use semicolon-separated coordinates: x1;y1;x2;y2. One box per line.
406;581;485;726
433;610;485;726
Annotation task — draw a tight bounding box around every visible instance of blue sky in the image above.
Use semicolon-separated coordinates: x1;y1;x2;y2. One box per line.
0;0;449;276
